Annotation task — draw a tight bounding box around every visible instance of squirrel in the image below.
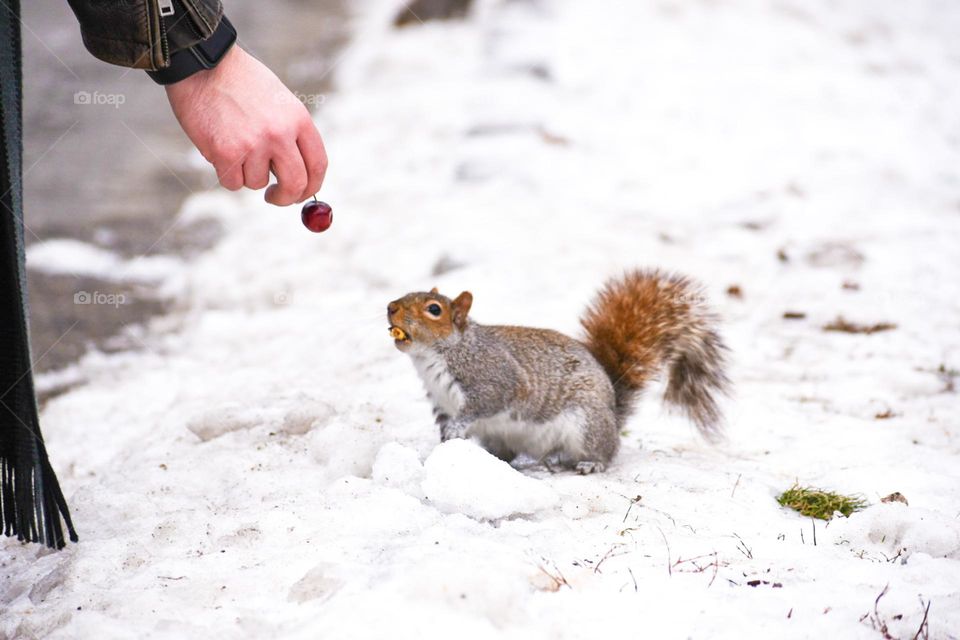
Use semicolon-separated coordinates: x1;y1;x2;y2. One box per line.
386;269;730;473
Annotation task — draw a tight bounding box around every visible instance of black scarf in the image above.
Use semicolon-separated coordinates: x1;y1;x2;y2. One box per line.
1;0;77;549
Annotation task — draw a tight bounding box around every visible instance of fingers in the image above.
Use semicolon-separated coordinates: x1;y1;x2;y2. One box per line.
207;137;250;191
242;151;271;190
296;121;328;202
264;141;308;207
215;152;246;191
165;47;329;205
200;96;323;204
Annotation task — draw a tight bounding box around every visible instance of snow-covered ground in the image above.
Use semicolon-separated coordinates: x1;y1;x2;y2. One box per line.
5;0;960;638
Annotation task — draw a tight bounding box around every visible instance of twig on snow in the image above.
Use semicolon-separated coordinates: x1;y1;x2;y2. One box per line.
859;584;894;639
593;544;629;575
536;559;571;591
913;598;931;640
734;533;753;559
672;552;721;587
731;473;742;498
657;527;672;576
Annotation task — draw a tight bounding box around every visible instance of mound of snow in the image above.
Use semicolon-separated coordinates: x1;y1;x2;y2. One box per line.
831;503;960;560
420;439;559;520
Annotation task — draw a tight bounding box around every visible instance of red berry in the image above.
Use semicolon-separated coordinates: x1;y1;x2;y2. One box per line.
301;200;333;233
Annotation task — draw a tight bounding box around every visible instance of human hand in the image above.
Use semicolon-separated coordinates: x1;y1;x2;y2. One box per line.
164;46;327;206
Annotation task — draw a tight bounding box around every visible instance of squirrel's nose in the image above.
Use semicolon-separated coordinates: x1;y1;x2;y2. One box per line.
387;302;399;316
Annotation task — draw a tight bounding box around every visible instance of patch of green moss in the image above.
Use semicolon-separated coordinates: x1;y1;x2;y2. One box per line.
777;484;867;520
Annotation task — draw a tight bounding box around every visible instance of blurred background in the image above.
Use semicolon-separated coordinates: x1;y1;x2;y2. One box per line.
22;0;349;377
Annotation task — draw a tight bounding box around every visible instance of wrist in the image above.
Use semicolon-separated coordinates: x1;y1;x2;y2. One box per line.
165;45;242;100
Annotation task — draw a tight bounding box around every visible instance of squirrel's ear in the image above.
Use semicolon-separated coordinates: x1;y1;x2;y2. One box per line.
430;287;439;294
451;291;473;329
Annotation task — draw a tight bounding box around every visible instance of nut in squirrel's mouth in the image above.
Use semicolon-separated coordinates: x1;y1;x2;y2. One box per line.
389;326;410;344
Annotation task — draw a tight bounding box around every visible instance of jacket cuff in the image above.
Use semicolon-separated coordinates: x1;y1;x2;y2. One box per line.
66;0;223;70
146;14;237;85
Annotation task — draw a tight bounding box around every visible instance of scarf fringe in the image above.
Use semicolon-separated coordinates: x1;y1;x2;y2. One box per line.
1;446;78;549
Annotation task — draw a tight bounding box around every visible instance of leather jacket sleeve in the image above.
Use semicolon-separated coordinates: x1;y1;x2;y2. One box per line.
66;0;224;70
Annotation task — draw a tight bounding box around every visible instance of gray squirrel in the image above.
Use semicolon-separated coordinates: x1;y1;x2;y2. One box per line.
387;269;729;473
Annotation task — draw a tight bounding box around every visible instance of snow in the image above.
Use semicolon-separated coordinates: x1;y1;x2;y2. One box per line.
829;503;960;561
26;238;183;284
371;441;425;496
4;0;960;638
420;439;560;519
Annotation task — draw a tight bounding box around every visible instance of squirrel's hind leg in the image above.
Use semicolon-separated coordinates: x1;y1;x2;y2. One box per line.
574;461;606;475
567;405;618;474
547;452;606;474
541;448;606;474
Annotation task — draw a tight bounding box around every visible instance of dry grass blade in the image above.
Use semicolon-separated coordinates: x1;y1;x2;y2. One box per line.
824;317;897;335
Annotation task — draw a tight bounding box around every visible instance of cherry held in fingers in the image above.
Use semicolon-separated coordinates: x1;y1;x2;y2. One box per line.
301;198;333;233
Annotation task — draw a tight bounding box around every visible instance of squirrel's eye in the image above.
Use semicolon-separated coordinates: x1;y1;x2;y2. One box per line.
427;303;442;317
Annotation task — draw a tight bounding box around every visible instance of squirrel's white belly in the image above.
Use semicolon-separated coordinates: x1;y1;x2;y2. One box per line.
469;409;587;460
410;348;587;460
410;348;465;416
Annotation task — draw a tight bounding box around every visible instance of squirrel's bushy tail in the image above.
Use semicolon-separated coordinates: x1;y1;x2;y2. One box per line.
580;269;730;439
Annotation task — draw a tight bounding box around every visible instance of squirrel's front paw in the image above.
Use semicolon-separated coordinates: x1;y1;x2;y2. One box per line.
440;420;469;442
